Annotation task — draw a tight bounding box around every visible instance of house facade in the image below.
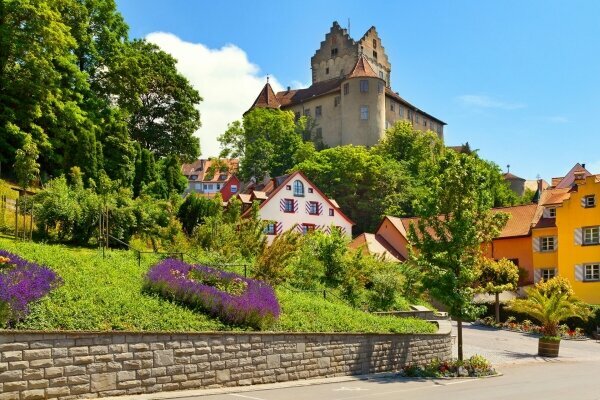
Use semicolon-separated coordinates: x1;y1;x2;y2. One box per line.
181;159;240;201
239;171;354;243
246;21;445;148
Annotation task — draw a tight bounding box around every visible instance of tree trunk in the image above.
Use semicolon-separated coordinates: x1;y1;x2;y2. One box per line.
495;292;500;323
457;318;463;361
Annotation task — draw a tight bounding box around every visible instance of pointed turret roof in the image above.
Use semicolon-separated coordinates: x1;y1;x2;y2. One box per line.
347;54;379;79
247;81;281;113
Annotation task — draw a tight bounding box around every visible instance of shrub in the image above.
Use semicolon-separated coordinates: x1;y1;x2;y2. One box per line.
253;230;301;286
368;264;404;311
146;259;280;329
0;250;62;327
534;276;574;297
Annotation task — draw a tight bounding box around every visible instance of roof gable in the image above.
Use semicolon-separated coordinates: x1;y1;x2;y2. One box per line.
555;163;592;189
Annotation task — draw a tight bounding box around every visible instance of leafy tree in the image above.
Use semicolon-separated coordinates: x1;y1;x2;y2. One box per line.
476;258;519;323
100;120;136;187
253;230;301;286
117;40;201;161
219;108;305;181
293;145;410;233
508;281;590;339
132;145;158;197
314;228;349;287
177;194;221;235
408;151;509;360
14;135;40;189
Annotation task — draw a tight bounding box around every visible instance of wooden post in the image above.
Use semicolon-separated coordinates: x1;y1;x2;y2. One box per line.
14;199;18;239
29;200;34;241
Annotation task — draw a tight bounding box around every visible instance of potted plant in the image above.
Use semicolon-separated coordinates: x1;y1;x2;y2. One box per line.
507;278;590;357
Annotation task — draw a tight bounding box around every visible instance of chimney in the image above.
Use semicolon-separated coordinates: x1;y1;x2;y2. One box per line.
287;86;290;92
582;163;586;168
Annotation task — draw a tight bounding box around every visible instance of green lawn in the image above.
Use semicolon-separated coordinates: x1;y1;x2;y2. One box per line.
0;238;435;334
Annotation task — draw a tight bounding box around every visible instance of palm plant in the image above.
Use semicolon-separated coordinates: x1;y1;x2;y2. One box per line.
508;288;590;338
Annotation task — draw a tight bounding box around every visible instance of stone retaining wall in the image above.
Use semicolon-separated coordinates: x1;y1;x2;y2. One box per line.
0;322;452;400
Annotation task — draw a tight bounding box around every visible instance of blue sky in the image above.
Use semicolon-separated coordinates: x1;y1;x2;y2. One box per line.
116;0;600;181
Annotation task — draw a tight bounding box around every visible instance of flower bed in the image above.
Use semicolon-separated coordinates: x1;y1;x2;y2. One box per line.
400;355;497;378
0;250;62;327
476;316;587;340
145;259;280;329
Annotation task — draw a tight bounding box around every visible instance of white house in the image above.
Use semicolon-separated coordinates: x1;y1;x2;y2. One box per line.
239;171;354;243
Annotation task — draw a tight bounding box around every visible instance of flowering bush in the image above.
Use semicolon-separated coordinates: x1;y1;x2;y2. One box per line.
400;355;496;378
476;316;586;339
0;250;62;327
145;259;280;329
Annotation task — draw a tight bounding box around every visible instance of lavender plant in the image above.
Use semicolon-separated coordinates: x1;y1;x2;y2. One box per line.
0;250;62;327
145;259;280;329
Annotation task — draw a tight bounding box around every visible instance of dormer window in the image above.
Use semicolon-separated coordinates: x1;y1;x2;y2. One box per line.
293;180;304;197
547;207;556;218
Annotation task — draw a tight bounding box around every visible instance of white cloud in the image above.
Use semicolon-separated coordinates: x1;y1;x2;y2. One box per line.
146;32;284;158
544;116;568;124
456;94;526;110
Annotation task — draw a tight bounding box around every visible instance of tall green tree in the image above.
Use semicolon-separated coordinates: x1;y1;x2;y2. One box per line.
220;108;305;181
14;135;40;189
132;145;158;197
408;151;508;360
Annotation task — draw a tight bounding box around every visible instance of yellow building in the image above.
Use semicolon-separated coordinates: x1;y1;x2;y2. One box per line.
246;21;445;148
533;163;600;304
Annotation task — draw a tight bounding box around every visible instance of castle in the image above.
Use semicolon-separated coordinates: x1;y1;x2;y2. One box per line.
247;21;445;147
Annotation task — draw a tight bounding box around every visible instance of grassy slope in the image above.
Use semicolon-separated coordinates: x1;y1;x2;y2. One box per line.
0;238;435;334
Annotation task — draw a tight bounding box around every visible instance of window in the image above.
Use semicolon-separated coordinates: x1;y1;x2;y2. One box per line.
325;67;329;75
541;268;556;281
329;208;334;216
293;180;304;197
540;236;556;252
203;184;207;190
301;224;316;235
360;106;369;120
285;185;291;190
315;106;322;117
231;185;238;193
379;71;384;79
584;195;596;208
334;96;340;107
390;102;395;112
195;183;201;190
373;38;377;48
216;184;221;190
360;80;369;93
415;114;420;124
208;184;213;190
308;188;314;193
585;264;600;281
373;50;378;59
304;108;311;117
547;207;556;218
423;119;427;127
378;82;384;94
264;223;276;235
343;83;349;95
399;107;404;118
331;48;338;57
283;199;295;213
308;201;319;215
583;226;600;245
190;175;198;180
408;110;413;120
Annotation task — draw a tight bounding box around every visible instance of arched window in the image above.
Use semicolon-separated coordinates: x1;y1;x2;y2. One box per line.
293;180;304;197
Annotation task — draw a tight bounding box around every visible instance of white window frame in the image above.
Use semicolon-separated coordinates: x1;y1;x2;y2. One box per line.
583;226;600;245
584;263;600;281
541;268;556;281
540;236;556;252
547;207;556;218
584;195;596;208
308;201;318;215
230;185;238;193
293;180;304;197
360;106;369;120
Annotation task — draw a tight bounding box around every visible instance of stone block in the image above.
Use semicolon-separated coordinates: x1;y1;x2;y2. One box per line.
20;390;45;400
64;365;86;376
27;379;49;389
68;347;89;357
0;370;22;382
67;375;89;385
4;381;27;391
45;367;63;379
117;371;136;381
22;349;51;361
3;351;22;362
266;354;280;369
0;343;28;352
8;361;28;370
154;350;174;367
117;380;141;389
90;372;117;392
70;383;91;394
46;386;71;397
29;359;53;368
0;392;19;400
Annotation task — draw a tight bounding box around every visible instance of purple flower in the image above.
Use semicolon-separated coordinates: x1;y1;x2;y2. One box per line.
145;259;280;329
0;250;62;325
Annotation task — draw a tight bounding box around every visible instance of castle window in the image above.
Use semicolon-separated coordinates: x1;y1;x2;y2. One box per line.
399;107;404;118
360;80;369;93
331;47;338;57
408;110;413;120
378;82;384;94
373;38;377;48
415;114;420;124
390;102;395;112
373;50;378;59
315;106;322;117
423;119;427;127
343;83;349;95
304;108;311;117
379;71;384;79
334;96;340;107
360;106;369;120
326;67;329;75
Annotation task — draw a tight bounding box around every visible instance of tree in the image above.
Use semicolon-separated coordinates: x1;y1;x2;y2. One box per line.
177;194;221;235
132;145;158;197
476;258;519;323
293;145;410;233
117;40;202;162
14;135;40;189
219;108;304;181
408;151;509;360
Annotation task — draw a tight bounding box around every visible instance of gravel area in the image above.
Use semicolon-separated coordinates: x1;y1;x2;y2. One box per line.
452;321;600;366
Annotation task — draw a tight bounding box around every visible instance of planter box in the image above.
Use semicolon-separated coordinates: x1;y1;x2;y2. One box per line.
538;338;560;357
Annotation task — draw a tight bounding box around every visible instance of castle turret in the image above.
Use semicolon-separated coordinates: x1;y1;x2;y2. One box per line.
340;54;386;146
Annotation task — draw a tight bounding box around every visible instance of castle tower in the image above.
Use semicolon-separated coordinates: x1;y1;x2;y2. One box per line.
340;53;386;146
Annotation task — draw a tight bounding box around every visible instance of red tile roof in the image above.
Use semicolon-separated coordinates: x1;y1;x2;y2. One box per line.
350;233;404;262
181;159;239;183
491;204;540;238
347;54;379;79
248;82;281;111
275;79;343;107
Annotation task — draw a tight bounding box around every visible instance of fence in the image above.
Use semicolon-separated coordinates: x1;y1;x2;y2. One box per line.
1;194;34;240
